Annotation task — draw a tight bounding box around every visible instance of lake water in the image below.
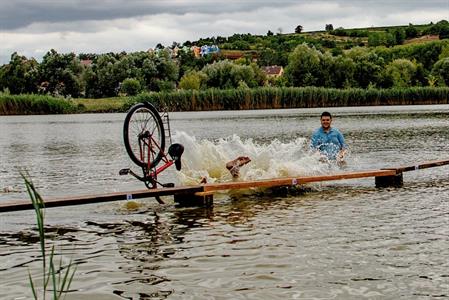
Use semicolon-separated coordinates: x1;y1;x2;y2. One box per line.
0;105;448;299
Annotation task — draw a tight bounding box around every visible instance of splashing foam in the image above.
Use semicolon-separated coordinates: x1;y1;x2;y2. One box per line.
173;131;334;185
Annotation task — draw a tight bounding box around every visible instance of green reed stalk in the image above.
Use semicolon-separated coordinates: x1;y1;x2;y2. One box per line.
21;172;76;300
0;93;77;115
125;86;449;112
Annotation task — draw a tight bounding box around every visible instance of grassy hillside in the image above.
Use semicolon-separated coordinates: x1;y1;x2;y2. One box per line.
192;20;448;61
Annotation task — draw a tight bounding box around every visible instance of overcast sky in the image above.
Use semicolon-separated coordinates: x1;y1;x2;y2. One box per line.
1;0;448;64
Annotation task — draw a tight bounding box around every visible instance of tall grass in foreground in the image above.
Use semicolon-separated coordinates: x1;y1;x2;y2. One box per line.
21;172;76;300
0;93;77;115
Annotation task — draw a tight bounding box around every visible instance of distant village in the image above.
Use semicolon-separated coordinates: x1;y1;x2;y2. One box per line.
78;44;285;79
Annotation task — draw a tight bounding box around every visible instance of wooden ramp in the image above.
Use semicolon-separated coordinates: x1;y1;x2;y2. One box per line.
1;159;448;212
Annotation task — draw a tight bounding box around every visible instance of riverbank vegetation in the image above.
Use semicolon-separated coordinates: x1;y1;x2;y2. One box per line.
0;93;77;115
1;20;448;114
126;86;449;111
2;86;448;115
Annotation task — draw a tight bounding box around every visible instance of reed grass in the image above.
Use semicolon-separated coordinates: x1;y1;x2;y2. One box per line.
125;87;449;111
21;172;76;300
2;87;448;114
0;93;77;115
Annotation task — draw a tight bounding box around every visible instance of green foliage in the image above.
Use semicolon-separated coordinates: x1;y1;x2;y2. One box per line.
384;59;417;87
431;57;449;86
21;172;76;300
120;78;141;96
405;24;419;38
38;49;84;97
0;53;39;94
125;86;449;111
440;44;449;59
285;44;321;86
179;71;207;90
295;25;303;34
201;60;259;89
0;93;77;115
439;25;449;40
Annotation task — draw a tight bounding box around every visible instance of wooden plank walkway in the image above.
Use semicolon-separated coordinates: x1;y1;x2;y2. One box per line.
1;159;448;212
202;169;397;192
0;186;203;212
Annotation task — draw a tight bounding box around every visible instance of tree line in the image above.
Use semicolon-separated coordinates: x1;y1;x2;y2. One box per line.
0;31;448;99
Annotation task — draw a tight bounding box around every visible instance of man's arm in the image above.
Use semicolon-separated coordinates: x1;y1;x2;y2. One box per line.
336;130;348;162
310;130;320;151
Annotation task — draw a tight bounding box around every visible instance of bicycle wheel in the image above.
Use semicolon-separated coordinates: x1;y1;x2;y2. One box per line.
123;102;165;169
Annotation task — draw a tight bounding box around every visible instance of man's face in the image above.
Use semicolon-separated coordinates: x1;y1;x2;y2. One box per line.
320;116;332;130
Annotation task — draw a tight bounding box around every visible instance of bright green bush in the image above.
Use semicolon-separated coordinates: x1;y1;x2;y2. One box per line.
120;78;141;96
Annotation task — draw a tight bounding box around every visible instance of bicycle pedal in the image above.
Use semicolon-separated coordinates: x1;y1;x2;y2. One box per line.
119;168;130;175
161;183;175;188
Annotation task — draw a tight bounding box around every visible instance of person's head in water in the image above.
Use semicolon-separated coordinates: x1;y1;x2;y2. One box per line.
320;111;332;132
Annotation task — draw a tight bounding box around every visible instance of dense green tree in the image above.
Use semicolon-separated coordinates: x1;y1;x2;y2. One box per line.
393;29;406;45
332;55;356;88
258;48;287;67
439;25;449;40
368;32;385;47
38;49;83;97
179;71;207;90
431;57;449;86
285;44;321;87
347;48;384;88
120;78;141;95
316;52;335;87
295;25;303;34
86;53;118;97
405;24;418;39
325;24;334;31
384;59;417;87
201;60;258;89
0;53;39;94
439;44;449;59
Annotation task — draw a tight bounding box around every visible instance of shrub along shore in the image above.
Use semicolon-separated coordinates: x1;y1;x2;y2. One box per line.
1;87;448;115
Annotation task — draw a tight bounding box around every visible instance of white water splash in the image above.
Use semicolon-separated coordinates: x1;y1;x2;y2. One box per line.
172;131;337;185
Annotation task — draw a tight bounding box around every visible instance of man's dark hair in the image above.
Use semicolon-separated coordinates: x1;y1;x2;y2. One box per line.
321;111;332;118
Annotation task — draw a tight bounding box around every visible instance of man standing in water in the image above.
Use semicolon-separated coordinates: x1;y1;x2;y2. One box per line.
310;111;348;163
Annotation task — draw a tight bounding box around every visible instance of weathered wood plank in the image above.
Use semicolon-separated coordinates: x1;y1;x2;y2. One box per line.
202;169;397;192
1;158;448;212
383;159;449;173
0;185;204;212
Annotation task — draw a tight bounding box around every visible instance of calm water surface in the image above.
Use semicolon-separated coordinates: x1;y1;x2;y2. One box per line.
0;105;448;299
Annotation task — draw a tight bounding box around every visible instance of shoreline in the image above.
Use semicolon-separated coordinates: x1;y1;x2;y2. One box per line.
1;86;448;115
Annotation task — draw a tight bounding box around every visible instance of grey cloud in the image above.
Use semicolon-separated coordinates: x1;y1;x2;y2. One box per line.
2;0;447;31
0;0;276;30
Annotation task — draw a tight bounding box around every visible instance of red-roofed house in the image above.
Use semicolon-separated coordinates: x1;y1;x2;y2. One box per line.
261;65;284;78
80;59;93;67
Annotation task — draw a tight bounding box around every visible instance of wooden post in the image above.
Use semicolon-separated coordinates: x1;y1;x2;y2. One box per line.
375;172;403;188
174;191;214;207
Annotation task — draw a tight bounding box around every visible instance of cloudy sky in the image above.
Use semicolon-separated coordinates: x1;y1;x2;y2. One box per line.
1;0;448;64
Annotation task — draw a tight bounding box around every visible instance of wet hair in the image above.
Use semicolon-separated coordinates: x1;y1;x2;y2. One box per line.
321;111;332;118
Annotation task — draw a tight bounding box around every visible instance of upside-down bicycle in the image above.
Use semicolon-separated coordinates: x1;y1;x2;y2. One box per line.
119;102;184;203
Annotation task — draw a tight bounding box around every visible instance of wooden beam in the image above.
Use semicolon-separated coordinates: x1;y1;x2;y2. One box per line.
0;185;204;213
382;159;449;173
202;169;397;192
1;158;448;212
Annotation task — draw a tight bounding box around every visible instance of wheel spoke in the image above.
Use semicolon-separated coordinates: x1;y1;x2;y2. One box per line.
124;103;165;169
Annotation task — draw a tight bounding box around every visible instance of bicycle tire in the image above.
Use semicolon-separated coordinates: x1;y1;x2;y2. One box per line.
123;102;165;169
